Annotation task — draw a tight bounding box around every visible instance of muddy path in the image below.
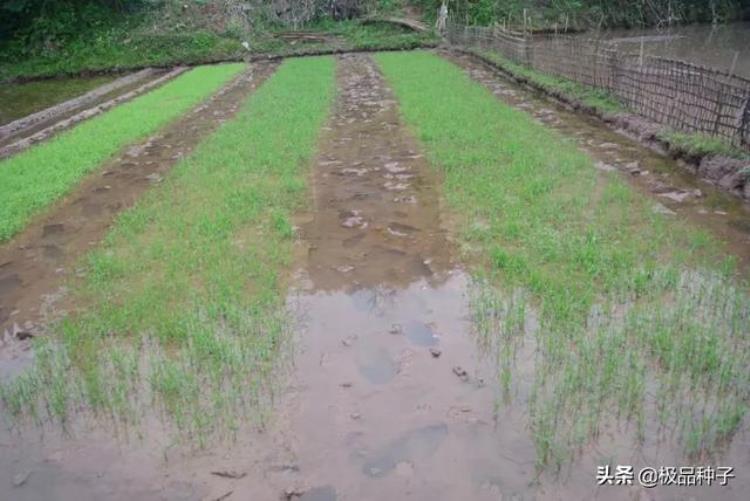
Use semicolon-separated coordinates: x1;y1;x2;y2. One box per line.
268;53;505;499
0;62;277;363
442;50;750;272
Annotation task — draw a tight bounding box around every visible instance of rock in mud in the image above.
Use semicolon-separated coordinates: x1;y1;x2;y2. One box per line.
145;173;163;183
211;470;247;479
452;366;469;382
624;161;641;175
649;181;677;194
12;470;31;487
388;324;403;335
269;463;301;474
15;330;34;341
594;161;617;172
340;210;366;229
429;348;442;358
659;190;692;203
393;195;417;204
652;203;676;216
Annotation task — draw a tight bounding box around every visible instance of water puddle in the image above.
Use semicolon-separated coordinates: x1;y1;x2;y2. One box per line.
444;50;750;270
361;424;449;477
269;53;530;499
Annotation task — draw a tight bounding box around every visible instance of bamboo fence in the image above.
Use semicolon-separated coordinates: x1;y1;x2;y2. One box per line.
446;20;750;149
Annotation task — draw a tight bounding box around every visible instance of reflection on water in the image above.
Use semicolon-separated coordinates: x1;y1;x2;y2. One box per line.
587;22;750;78
0;75;115;126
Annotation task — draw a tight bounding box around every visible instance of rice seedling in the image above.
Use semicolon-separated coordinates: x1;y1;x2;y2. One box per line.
376;50;750;470
0;63;245;241
471;48;625;115
0;56;336;444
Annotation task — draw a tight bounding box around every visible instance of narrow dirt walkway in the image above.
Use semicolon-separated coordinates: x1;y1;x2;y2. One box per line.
0;62;277;369
203;53;535;501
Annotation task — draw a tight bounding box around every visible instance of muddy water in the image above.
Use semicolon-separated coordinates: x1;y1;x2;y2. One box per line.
0;62;277;364
444;50;750;271
272;53;524;499
0;75;116;126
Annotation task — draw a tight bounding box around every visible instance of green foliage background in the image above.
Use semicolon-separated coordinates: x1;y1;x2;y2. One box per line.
414;0;745;28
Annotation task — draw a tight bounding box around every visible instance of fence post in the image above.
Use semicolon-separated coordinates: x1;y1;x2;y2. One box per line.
524;32;533;67
739;94;750;147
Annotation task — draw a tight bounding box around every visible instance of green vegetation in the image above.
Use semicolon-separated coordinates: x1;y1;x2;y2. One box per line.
0;63;245;242
0;56;336;441
247;19;437;58
0;1;435;81
1;31;242;82
323;19;436;51
658;129;750;160
413;0;743;29
0;1;243;81
470;49;749;159
473;48;624;115
377;51;750;470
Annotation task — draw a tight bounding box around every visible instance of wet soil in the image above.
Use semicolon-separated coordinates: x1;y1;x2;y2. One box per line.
443;50;750;271
0;62;277;354
2;53;749;501
269;53;512;499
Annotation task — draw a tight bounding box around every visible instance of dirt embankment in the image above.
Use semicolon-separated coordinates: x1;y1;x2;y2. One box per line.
451;48;750;203
0;68;187;159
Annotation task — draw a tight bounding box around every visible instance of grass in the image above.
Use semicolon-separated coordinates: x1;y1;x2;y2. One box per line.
472;48;625;115
471;48;750;160
658;129;750;160
248;20;438;58
325;19;437;51
1;17;437;82
0;63;245;242
0;31;243;82
376;51;750;471
0;56;336;442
